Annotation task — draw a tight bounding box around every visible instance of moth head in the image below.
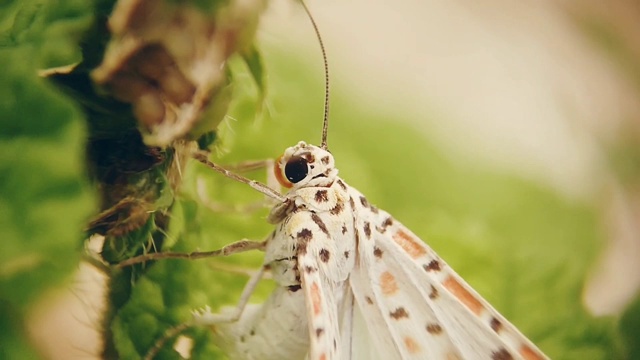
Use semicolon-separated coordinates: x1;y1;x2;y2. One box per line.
274;141;337;189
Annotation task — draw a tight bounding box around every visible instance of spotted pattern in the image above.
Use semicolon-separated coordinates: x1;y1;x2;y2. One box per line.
491;348;514;360
490;317;502;332
330;202;343;215
520;345;546;360
310;282;322;315
423;259;441;272
341;224;348;234
428;285;439;300
389;307;409;320
316;328;324;338
359;196;369;208
363;222;372;239
336;179;347;190
311;213;329;235
426;323;443;334
403;337;421;354
380;271;399;295
319;248;330;263
343;251;350;259
365;296;374;305
380;217;393;232
297;229;313;241
373;246;383;258
321;155;330;164
443;276;484;315
392;230;427;258
315;190;329;203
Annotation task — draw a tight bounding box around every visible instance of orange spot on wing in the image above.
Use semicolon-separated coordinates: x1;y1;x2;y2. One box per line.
392;230;427;259
310;282;322;316
318;354;326;360
443;276;484;315
520;345;545;360
380;271;398;296
403;336;421;354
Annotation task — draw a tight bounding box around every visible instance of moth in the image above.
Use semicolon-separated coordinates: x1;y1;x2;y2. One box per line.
141;2;550;359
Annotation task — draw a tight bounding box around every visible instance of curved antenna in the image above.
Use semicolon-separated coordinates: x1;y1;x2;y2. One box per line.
300;1;330;150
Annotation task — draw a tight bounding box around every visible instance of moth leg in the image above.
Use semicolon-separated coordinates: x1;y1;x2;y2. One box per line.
193;265;267;324
196;158;279;213
206;261;273;280
116;238;266;268
144;265;267;360
225;158;279;193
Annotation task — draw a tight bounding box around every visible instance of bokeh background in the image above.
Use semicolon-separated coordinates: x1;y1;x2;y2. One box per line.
21;0;640;358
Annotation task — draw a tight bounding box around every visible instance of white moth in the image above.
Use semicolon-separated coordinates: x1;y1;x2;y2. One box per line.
142;2;550;360
186;140;549;360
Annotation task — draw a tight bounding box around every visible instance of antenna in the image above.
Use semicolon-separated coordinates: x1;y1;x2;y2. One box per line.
300;1;330;150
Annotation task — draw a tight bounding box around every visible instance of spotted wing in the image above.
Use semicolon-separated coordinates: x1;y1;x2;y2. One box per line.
348;187;548;360
348;196;463;359
375;214;548;359
285;210;354;360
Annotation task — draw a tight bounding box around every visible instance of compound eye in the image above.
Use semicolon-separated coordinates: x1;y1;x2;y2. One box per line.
284;156;309;184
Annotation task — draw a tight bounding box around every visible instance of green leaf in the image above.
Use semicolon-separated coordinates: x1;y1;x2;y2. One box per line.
620;296;640;359
0;0;96;357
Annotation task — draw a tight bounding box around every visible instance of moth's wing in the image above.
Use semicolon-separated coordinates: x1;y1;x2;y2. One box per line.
213;287;310;360
337;286;356;360
349;203;462;359
298;247;342;360
286;210;351;360
375;211;549;360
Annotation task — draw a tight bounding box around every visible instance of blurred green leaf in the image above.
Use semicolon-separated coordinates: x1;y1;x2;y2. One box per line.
0;0;96;357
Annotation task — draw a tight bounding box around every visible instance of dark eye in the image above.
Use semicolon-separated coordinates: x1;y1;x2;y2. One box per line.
284;156;309;183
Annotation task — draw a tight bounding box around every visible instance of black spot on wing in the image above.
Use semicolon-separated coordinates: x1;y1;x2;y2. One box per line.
319;248;331;263
336;179;347;190
426;323;443;334
428;285;439;300
491;348;514;360
359;196;369;208
373;246;383;258
389;307;409;320
380;217;393;232
365;296;374;305
363;221;372;239
423;260;441;272
490;317;502;332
